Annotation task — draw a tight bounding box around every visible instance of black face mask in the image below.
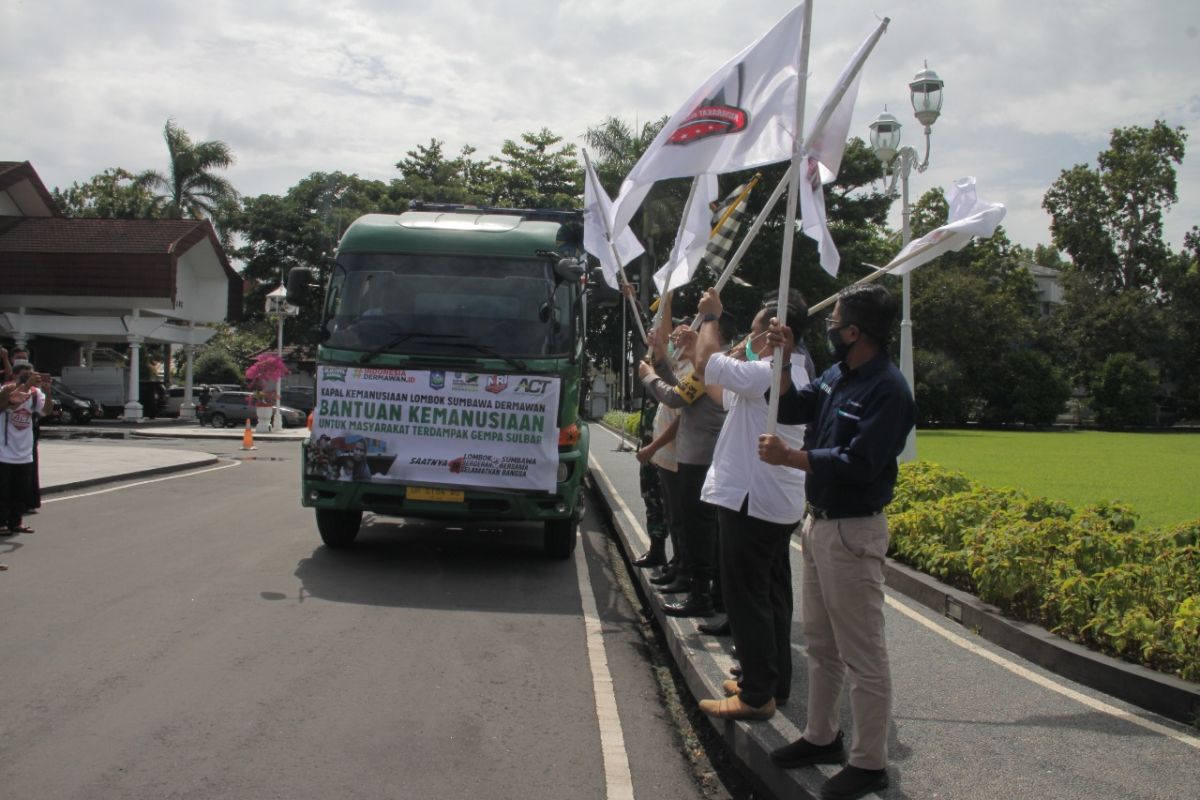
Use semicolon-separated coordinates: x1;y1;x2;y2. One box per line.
827;327;853;362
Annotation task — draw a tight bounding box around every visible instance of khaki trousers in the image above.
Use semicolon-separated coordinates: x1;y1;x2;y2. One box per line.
799;513;891;770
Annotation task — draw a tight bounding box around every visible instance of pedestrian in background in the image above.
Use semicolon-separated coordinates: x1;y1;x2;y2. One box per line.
0;361;47;536
758;283;916;800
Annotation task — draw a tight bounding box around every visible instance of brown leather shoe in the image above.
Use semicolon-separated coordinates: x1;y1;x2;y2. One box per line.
698;695;775;721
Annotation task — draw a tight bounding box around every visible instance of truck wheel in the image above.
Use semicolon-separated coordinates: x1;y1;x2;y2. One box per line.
543;517;577;559
316;509;363;548
209;412;227;428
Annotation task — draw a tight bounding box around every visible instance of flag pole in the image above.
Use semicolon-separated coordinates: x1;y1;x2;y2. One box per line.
807;262;890;316
583;149;649;345
765;0;813;436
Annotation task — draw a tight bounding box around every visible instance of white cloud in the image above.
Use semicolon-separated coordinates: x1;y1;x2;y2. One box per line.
2;0;1197;250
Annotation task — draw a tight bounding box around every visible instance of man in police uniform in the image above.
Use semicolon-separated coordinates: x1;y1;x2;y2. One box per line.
757;283;915;800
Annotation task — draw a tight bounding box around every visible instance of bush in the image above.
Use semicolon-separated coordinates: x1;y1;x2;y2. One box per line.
193;350;241;384
601;409;641;438
888;463;1200;682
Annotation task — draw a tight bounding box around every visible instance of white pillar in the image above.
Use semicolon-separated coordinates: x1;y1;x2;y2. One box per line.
180;343;198;420
124;334;144;422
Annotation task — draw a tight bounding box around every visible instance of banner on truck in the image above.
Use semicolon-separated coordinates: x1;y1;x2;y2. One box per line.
307;366;561;493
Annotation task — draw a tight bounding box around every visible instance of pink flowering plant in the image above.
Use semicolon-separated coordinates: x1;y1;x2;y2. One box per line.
245;353;290;406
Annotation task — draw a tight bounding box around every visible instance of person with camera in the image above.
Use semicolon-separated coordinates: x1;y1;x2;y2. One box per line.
1;357;47;537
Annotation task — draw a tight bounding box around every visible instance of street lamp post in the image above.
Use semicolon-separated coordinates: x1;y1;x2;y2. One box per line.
869;64;945;462
265;282;298;430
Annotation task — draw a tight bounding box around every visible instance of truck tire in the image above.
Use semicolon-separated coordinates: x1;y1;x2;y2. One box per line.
316;509;363;548
543;517;577;559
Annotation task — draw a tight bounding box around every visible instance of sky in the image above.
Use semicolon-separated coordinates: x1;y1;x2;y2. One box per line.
3;0;1199;258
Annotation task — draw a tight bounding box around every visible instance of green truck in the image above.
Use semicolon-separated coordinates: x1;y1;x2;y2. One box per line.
286;205;591;558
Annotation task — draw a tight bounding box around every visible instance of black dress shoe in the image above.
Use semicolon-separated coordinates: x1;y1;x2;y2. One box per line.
820;765;888;800
729;663;742;678
697;617;731;636
657;577;691;594
770;731;845;769
662;594;715;617
631;540;667;568
649;566;679;585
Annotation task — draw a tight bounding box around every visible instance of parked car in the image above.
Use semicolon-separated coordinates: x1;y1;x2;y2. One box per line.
47;378;103;425
197;391;306;428
164;385;219;417
280;386;316;414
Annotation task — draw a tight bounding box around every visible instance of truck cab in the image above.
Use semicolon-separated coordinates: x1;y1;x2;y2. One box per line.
290;206;589;558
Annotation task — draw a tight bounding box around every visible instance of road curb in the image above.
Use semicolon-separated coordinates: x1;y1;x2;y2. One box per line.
585;467;829;800
42;455;220;496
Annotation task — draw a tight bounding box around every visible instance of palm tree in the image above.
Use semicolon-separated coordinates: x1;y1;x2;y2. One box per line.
149;119;239;221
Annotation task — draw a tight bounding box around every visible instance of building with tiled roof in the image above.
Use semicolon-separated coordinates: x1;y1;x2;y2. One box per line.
0;161;241;420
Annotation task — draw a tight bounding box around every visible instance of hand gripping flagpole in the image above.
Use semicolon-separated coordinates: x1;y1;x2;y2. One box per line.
764;0;813;436
583;149;649;345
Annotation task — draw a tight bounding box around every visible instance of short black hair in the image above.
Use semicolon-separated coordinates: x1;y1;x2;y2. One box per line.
836;283;897;347
717;311;738;344
760;289;809;338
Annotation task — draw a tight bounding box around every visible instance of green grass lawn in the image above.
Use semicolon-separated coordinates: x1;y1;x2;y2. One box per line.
915;429;1200;529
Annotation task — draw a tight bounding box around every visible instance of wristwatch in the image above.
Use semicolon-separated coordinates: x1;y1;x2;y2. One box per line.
700;313;718;323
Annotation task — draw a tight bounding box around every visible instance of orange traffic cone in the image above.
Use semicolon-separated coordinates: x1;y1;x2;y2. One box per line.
241;418;256;450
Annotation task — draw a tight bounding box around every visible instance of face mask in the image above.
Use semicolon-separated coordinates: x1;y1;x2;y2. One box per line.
744;338;760;361
827;327;853;362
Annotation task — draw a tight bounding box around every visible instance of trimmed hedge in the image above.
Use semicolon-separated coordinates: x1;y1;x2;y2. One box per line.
602;410;641;439
889;462;1200;683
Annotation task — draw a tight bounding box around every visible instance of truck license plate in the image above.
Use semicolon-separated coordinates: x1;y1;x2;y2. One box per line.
406;486;464;503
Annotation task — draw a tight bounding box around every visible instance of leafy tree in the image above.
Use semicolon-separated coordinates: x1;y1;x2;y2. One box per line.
906;188;1042;421
913;349;968;425
395;139;499;204
52;167;161;218
1092;352;1158;428
983;349;1071;427
232;172;408;342
492;128;582;210
1043;121;1186;294
147;119;239;224
192;349;242;385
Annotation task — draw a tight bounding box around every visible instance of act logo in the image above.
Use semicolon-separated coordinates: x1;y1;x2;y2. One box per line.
514;378;552;395
486;375;509;394
668;63;748;145
323;367;348;383
429;370;446;390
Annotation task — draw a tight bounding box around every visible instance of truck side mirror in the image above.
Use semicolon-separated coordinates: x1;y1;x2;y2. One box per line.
286;267;315;306
554;257;585;282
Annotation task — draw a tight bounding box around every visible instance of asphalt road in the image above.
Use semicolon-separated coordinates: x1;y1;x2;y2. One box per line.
0;438;709;800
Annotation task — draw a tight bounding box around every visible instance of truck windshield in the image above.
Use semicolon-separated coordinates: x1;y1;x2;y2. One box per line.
323;253;574;358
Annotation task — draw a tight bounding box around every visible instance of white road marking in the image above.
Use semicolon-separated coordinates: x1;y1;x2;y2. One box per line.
42;461;240;503
575;521;636;800
593;426;1199;750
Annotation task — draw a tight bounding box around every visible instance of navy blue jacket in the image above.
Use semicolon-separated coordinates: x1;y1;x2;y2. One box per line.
775;351;916;517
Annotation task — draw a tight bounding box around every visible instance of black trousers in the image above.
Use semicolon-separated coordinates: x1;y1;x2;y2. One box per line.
657;466;687;566
718;502;798;707
677;462;718;590
0;461;34;529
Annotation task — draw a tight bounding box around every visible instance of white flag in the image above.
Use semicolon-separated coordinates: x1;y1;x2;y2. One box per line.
797;157;840;275
611;3;807;234
886;177;1007;276
583;154;645;289
654;175;720;294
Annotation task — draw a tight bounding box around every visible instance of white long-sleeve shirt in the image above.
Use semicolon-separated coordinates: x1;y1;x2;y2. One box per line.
700;353;808;525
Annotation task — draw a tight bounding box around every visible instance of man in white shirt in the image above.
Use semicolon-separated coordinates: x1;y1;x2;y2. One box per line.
684;287;810;721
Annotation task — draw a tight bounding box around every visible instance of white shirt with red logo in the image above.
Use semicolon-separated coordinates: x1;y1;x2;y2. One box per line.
0;389;45;464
